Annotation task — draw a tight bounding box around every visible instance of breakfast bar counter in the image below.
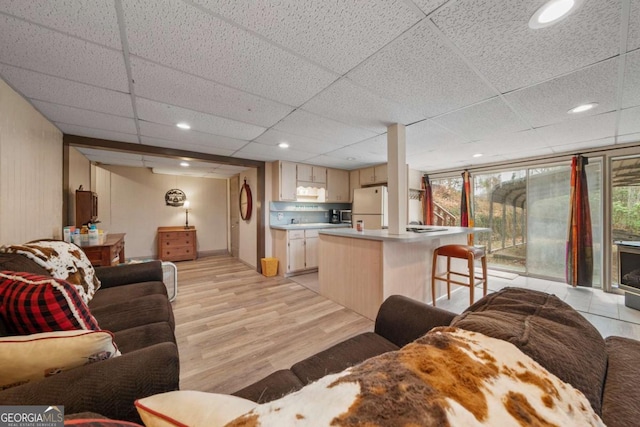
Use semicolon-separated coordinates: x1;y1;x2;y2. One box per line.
318;226;488;319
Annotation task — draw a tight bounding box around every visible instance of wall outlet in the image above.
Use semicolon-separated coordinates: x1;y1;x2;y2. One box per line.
324;211;328;218
277;212;284;221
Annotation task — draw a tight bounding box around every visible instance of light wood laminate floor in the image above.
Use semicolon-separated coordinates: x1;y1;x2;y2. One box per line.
172;255;373;394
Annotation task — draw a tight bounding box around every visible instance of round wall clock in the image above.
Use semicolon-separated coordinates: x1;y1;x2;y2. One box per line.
240;178;252;221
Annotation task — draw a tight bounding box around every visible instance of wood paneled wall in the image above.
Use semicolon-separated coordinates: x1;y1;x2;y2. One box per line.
0;78;63;245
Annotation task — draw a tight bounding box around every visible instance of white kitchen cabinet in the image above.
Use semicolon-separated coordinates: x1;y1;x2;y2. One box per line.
273;161;297;201
304;229;319;269
349;169;360;202
359;163;388;186
274;229;320;274
288;230;306;272
297;164;327;184
326;168;350;202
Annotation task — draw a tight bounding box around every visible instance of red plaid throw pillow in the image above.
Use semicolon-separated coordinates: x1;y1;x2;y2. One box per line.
0;271;99;335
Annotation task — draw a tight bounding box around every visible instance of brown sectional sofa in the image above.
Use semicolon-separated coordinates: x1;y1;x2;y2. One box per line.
0;253;179;423
234;288;640;427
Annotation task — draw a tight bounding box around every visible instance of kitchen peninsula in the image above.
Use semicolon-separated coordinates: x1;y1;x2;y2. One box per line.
318;226;488;319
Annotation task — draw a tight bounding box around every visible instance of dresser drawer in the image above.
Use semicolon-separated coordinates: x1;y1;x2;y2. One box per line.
157;227;197;262
160;246;195;260
160;231;194;240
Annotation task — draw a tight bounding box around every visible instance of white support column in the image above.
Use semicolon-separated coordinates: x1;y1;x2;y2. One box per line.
387;124;407;235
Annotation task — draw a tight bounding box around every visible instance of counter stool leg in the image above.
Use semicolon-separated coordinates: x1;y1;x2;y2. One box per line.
468;254;475;306
431;249;439;306
446;255;452;300
481;254;488;297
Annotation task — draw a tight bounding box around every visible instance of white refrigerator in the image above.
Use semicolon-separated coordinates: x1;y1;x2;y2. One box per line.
352;186;388;229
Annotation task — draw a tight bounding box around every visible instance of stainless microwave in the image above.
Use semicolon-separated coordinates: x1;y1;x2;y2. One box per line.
339;210;352;224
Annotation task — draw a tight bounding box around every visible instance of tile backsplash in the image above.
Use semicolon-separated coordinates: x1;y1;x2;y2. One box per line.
270;201;351;225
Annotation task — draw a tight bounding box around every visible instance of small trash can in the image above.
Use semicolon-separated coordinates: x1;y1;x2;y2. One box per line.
261;257;278;277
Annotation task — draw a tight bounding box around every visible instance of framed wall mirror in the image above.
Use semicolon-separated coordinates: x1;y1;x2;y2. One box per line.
240;178;252;221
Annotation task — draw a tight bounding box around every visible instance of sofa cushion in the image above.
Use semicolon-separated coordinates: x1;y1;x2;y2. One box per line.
0;271;100;334
89;281;167;309
450;287;607;415
90;294;174;332
232;369;305;404
0;330;119;390
112;322;176;354
602;336;640;427
1;240;100;303
290;332;399;385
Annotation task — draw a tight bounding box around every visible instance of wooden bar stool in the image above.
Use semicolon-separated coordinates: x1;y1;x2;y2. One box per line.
431;244;487;307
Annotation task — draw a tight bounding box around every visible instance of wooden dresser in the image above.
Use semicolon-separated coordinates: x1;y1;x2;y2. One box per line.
157;226;197;262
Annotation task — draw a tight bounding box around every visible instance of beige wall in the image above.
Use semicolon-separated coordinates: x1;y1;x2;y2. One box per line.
94;165;228;259
238;167;258;267
67;146;91;226
0;78;63;245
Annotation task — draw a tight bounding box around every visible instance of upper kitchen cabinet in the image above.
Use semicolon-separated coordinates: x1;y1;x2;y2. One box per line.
359;164;388;186
297;164;326;184
273;161;297;201
349;170;360;202
326;168;350;202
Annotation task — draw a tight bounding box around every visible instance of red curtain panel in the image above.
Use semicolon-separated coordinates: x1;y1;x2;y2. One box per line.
566;155;593;287
461;170;474;245
422;174;433;225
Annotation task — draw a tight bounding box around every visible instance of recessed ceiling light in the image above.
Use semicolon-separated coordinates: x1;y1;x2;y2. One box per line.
472;153;483;158
529;0;581;29
346;157;356;161
278;142;289;148
176;122;191;130
568;102;598;114
180;162;189;167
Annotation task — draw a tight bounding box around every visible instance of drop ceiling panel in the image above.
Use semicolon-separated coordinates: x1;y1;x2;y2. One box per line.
55;124;140;144
505;58;618;128
121;0;336;106
618;132;640;144
138;122;248;152
622;50;640;108
215;164;250;173
33;101;137;134
75;148;143;161
406;120;469;155
348;19;496;118
619;106;640;135
628;0;640;51
194;0;421;74
273;110;378;146
301;78;426;133
0;14;128;91
85;158;145;168
136;98;265;140
254;129;344;154
303;155;363;170
140;136;237;157
431;0;621;92
432;97;530;141
130;58;293;127
412;0;449;15
534;111;617;147
326;134;388;164
0;64;133;117
0;0;121;48
233;142;313;163
550;136;616;154
468;129;548;155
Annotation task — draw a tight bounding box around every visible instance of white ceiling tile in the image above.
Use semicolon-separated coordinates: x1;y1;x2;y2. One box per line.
628;0;640;51
215;164;249;173
194;0;421;74
0;0;121;48
301;78;426;133
122;0;336;106
138;121;248;152
412;0;449;15
136;98;265;140
406;120;469;155
505;58;618;128
130;58;293;127
622;50;640;108
326;134;388;164
86;158;145;168
619;105;640;135
75;148;143;161
0;64;133;117
273;110;378;145
33;100;137;134
0;14;128;91
348;19;496;117
254;129;344;154
535;111;618;146
432;0;621;92
232;142;313;163
56;124;139;144
140;136;237;158
302;155;363;170
432;97;530;141
550;137;616;154
469;129;548;155
617;132;640;144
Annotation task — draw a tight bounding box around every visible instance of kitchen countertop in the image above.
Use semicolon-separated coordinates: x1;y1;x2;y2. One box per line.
318;225;489;242
270;223;352;231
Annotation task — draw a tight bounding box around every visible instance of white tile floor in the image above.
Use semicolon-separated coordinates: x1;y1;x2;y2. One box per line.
291;272;640;340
